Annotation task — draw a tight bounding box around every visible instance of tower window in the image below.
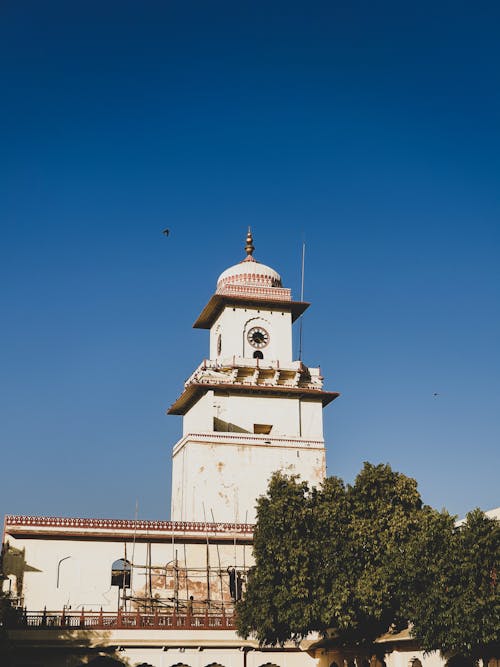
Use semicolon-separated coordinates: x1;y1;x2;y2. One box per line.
253;350;264;359
254;424;272;435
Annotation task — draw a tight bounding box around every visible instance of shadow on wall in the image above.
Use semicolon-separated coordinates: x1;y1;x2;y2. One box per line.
166;663;227;667
1;626;137;667
214;417;250;433
83;659;153;667
1;541;41;604
446;658;479;667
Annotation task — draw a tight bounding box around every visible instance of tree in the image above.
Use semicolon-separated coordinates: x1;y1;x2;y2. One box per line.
235;473;318;645
0;590;17;667
236;462;427;651
404;508;500;666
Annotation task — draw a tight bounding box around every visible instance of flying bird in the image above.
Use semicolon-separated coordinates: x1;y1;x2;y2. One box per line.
162;228;170;236
433;392;440;397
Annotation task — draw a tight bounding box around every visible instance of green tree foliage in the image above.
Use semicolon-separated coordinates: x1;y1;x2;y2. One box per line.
404;508;500;666
0;591;16;667
236;462;427;649
236;473;317;644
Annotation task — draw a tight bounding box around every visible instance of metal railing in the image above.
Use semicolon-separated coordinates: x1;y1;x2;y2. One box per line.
10;609;235;631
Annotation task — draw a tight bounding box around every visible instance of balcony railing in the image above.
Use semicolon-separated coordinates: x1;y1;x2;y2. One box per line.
9;609;235;631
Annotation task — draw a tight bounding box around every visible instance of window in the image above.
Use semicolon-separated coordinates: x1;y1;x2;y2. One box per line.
254;424;272;435
253;350;263;359
111;559;131;588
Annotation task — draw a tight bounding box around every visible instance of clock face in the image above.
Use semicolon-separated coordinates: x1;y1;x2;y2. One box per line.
247;326;270;349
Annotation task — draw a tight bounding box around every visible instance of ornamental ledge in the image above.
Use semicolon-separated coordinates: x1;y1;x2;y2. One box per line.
216;283;292;300
172;432;325;457
180;432;324;445
4;515;254;534
184;359;323;390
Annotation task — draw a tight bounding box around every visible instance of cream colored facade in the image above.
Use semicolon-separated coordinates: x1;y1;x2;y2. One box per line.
2;516;326;666
2;518;252;612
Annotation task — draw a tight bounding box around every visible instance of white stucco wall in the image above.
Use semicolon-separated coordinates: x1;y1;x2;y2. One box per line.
384;648;444;667
317;648;447;667
209;306;294;363
183;391;216;435
299;399;324;438
175;390;325;523
171;435;326;523
3;533;253;613
183;393;323;439
118;646;319;667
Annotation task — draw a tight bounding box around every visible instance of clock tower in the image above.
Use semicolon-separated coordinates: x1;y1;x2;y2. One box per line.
168;230;339;523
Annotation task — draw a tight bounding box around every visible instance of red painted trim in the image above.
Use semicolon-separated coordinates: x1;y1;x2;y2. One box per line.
11;610;236;631
4;515;254;534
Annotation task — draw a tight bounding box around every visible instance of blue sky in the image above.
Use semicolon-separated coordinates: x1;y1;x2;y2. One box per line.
1;1;499;520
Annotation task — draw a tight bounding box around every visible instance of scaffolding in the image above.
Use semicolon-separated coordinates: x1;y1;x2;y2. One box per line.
115;535;250;615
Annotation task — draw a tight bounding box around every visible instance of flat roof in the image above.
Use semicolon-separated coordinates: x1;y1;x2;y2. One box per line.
168;381;340;415
193;294;310;329
3;515;254;542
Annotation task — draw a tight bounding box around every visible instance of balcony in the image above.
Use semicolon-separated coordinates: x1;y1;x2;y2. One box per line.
8;608;236;631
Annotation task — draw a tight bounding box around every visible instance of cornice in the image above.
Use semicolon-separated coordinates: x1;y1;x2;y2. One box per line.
168;381;339;415
3;515;254;541
193;293;309;329
172;431;326;456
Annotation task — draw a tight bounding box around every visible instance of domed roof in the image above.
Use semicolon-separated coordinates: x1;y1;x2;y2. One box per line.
216;230;282;291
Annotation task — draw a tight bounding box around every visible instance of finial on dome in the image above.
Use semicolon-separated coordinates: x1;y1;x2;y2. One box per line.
245;227;255;257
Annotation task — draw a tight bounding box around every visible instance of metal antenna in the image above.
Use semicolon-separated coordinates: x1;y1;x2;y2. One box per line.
298;241;306;360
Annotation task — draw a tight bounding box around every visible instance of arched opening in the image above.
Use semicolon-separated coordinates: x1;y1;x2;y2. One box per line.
253;350;264;359
330;662;340;667
111;559;131;588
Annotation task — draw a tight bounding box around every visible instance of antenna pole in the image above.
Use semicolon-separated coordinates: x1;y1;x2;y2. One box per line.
298;242;306;360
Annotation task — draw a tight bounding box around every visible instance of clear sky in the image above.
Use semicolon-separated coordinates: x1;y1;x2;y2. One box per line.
1;1;499;521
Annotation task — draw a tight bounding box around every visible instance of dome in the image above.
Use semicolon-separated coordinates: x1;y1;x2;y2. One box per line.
193;229;297;329
217;256;282;290
216;230;282;291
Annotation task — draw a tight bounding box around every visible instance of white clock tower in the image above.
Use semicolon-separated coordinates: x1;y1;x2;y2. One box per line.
168;230;339;523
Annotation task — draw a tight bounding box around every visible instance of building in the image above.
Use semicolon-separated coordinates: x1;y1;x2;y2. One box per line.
1;231;340;666
168;228;338;525
1;232;495;667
